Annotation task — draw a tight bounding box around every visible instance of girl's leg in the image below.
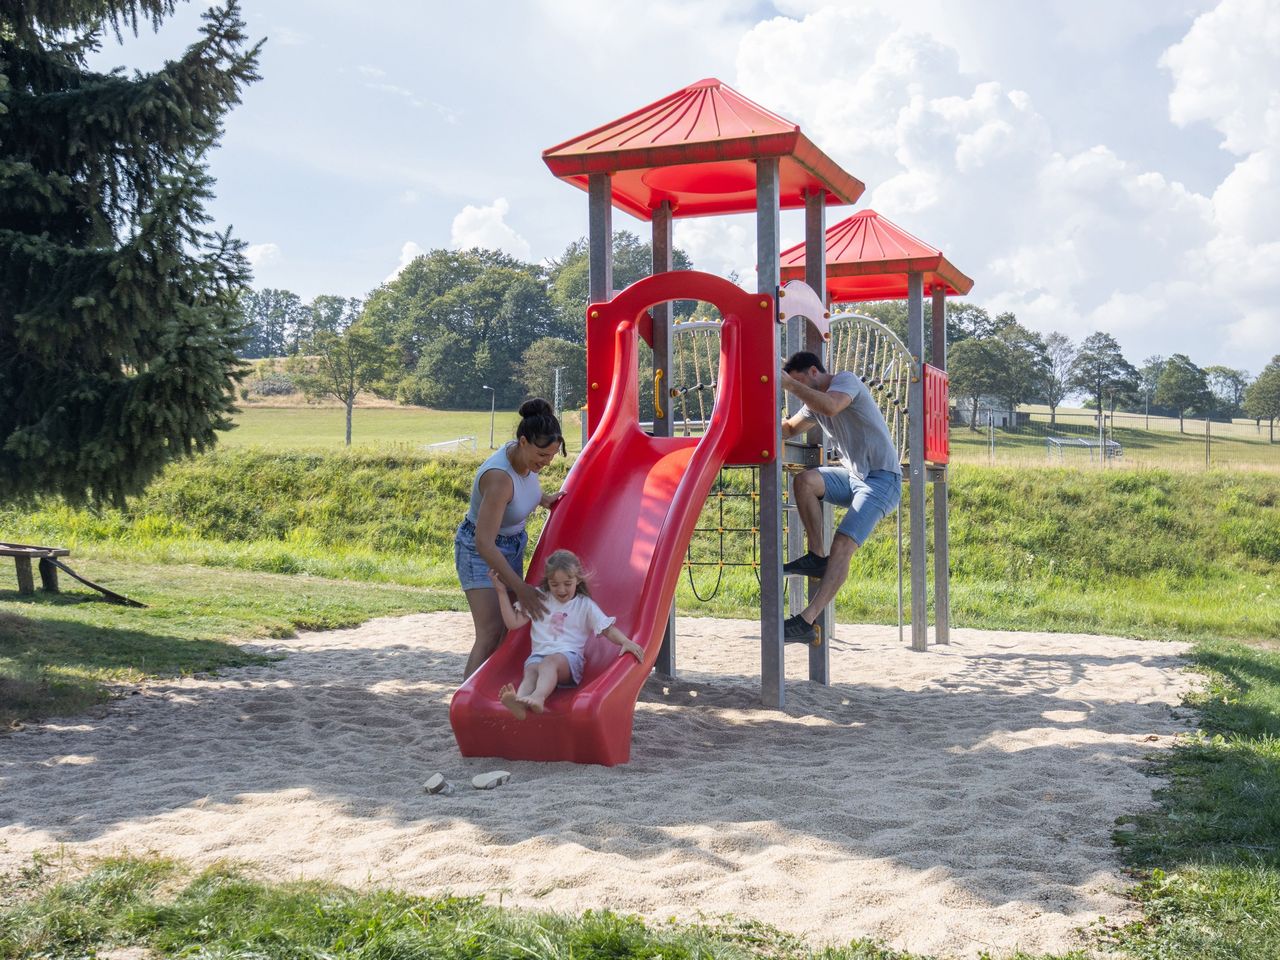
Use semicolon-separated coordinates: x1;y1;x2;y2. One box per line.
498;683;526;720
515;663;540;699
519;654;571;712
462;588;505;679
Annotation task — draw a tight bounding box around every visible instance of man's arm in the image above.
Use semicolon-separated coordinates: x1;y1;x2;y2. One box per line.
781;375;853;419
781;410;818;440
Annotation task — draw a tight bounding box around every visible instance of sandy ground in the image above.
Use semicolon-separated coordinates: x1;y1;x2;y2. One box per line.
0;613;1194;959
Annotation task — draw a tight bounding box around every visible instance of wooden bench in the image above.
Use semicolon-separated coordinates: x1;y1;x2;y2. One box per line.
1;541;71;595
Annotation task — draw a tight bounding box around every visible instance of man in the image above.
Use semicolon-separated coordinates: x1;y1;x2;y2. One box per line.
778;350;903;643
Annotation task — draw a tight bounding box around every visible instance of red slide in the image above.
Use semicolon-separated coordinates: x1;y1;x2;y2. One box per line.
449;271;776;765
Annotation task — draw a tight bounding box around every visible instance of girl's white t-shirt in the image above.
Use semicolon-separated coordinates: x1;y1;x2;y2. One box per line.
517;594;616;658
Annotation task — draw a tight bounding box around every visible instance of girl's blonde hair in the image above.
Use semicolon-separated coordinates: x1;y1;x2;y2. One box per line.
539;549;591;596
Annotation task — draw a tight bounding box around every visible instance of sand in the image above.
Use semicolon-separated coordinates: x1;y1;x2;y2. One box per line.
0;613;1194;958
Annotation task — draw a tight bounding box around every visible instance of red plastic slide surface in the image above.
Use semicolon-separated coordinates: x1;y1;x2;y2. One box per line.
450;272;775;765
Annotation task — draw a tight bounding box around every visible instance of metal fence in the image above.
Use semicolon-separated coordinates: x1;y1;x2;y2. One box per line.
951;408;1280;471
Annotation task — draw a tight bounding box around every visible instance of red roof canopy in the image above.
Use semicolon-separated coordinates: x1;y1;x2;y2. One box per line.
780;209;974;301
543;78;865;221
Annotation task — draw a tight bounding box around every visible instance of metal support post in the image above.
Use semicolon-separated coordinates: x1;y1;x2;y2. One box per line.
930;287;950;645
804;189;831;683
651;201;678;677
586;173;612;451
907;272;929;652
757;158;785;709
587;173;613;306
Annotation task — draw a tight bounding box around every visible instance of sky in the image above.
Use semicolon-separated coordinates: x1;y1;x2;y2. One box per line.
92;0;1279;374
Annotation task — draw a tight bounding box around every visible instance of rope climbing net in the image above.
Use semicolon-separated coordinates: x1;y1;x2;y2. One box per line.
666;312;916;602
825;312;913;463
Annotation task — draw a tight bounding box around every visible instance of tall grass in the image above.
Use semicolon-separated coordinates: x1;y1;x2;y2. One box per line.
1;452;1276;640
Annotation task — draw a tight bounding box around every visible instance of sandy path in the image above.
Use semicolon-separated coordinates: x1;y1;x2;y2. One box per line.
0;614;1193;958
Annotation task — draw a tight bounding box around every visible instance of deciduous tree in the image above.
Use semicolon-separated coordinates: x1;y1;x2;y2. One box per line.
1155;353;1212;433
1243;355;1280;443
286;326;387;446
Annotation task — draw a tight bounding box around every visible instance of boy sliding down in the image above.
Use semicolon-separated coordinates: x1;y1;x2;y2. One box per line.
488;549;642;718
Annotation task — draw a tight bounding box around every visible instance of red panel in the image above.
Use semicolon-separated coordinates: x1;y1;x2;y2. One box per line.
543;78;864;220
779;209;974;300
450;271;777;765
923;364;950;465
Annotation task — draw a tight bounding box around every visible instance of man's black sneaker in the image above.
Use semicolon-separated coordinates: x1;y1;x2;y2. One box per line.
783;614;817;644
782;551;828;577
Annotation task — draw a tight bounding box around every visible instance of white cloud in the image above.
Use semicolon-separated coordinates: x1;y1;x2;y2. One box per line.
384;241;426;284
728;2;1277;369
450;198;532;260
1161;0;1280;359
245;243;281;268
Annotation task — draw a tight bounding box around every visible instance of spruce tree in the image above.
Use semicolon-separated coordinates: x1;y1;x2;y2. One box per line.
0;1;261;505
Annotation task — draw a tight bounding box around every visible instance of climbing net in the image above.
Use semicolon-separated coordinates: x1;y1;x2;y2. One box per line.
825;313;913;462
667;312;915;602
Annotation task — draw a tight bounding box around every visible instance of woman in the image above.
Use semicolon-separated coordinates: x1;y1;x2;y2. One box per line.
456;398;565;678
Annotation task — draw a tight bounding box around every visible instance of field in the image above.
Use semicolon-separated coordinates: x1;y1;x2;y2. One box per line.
228;402;1278;472
226;403;586;454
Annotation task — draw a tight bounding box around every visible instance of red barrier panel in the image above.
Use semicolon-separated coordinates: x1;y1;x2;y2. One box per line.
923;364;949;465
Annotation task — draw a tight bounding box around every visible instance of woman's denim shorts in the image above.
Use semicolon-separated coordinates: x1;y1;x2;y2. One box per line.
818;467;902;546
454;517;527;591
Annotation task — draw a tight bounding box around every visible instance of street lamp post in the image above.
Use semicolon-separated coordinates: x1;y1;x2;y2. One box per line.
482;385;495;449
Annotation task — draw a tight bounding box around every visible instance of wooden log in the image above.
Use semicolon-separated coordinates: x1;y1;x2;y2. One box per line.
39;557;60;592
14;556;35;594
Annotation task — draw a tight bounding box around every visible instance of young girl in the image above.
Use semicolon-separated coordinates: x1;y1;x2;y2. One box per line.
488;549;642;719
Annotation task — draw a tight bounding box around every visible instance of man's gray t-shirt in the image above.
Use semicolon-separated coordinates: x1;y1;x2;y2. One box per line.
797;371;902;479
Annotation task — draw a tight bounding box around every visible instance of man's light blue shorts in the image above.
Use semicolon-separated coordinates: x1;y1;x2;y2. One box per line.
454;517;527;591
817;467;902;546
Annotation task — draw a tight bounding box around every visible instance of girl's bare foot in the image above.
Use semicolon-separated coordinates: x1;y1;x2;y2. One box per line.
499;684;526;719
516;695;545;714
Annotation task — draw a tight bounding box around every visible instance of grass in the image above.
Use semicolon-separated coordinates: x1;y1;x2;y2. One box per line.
224;405;586;453
1104;636;1280;958
0;560;460;726
0;855;1079;960
950;420;1280;471
221;404;1277;471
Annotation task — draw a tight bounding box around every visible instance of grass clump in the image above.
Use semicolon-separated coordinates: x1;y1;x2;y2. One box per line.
0;856;994;960
1106;637;1280;958
0;561;459;725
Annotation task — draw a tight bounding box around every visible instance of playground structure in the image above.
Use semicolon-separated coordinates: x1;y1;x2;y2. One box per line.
451;78;971;764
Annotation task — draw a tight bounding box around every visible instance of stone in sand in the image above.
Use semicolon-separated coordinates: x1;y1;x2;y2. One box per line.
423;772;452;795
472;770;511;790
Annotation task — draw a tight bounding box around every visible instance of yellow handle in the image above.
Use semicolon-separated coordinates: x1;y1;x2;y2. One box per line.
654;368;665;419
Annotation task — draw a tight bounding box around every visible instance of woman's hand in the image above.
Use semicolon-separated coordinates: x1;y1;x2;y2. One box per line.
541;490;566;510
514;581;548;620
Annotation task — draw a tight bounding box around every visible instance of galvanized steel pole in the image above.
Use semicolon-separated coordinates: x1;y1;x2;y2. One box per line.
907;272;928;652
931;287;950;645
652;200;678;677
804;189;832;683
757;157;785;708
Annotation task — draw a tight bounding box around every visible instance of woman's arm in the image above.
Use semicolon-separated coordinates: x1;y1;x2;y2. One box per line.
487;569;531;630
539;489;566;510
473;470;549;619
603;625;643;662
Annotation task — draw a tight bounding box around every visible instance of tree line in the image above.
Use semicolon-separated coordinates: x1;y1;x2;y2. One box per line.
852;303;1279;437
243;249;1280;445
238;233;692;442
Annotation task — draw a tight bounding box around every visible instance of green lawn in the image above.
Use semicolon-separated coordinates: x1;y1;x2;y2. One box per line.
226;405;585;453
0;560;460;726
229;403;1277;471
